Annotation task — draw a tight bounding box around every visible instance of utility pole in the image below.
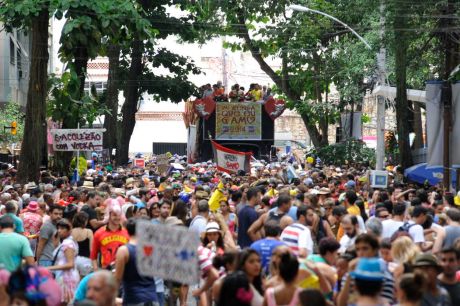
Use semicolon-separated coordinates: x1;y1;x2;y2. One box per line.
349;100;354;139
441;0;456;189
376;0;386;170
222;37;228;91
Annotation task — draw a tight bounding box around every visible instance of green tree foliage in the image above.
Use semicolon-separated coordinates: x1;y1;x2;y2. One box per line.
191;0;378;148
308;138;375;167
116;0;202;165
0;0;56;182
384;0;457;169
47;71;109;128
47;71;109;175
57;0;151;97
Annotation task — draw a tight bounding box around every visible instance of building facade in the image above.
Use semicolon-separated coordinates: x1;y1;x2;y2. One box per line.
0;20;56;108
0;27;31;107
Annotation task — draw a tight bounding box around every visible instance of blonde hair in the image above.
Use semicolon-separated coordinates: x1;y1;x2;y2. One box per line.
391;236;421;264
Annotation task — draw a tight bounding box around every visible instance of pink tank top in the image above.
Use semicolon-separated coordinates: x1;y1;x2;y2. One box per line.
265;287;300;306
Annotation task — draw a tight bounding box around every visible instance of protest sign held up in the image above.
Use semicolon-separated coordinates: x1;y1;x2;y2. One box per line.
51;129;105;151
156;153;170;174
136;221;200;285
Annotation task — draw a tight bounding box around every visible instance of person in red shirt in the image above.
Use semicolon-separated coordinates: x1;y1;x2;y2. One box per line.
91;204;128;271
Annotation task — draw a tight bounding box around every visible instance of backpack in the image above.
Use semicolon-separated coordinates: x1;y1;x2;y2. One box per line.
398;221;417;233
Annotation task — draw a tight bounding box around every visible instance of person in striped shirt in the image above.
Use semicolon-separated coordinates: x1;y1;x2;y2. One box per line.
192;245;219;306
280;206;314;258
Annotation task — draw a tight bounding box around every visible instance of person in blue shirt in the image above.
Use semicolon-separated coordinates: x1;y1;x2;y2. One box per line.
237;187;261;248
250;220;285;275
5;201;24;234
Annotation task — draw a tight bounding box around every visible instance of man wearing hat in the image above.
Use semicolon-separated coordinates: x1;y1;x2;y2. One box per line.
349;257;386;306
413;253;451;306
413;254;451;306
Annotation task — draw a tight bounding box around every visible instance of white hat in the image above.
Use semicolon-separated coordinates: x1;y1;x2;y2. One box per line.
204;222;220;233
3;185;13;192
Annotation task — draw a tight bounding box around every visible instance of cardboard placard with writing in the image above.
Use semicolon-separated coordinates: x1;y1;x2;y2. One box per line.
51;129;105;151
156;153;170;174
136;221;200;285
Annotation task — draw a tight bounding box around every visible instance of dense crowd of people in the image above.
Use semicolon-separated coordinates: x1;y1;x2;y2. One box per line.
198;81;272;102
0;158;459;306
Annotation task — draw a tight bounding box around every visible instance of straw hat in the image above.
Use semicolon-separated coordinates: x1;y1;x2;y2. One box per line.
318;187;331;195
25;182;37;190
113;188;126;197
165;216;183;226
125;177;135;188
82;181;94;189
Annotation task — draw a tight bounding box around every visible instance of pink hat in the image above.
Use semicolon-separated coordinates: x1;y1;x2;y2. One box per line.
27;201;39;212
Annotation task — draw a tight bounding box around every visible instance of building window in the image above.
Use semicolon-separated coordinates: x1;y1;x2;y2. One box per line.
9;38;15;65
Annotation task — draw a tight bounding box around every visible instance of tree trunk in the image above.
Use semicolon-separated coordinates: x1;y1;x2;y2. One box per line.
17;8;49;184
394;4;413;169
313;53;329;146
412;101;423;149
117;39;143;165
74;46;89;97
301;114;322;148
103;44;121;158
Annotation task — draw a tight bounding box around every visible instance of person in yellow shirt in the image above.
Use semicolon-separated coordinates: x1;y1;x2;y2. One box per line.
344;190;360;215
337;191;360;241
249;84;263;101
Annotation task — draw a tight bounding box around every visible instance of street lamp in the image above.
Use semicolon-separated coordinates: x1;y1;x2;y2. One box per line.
289;4;372;50
289;4;389;170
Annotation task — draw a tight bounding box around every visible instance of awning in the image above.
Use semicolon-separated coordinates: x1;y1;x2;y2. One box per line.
372;85;427;104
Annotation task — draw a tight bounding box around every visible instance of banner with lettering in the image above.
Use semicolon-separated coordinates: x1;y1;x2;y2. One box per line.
51;129;105;151
212;140;251;174
215;102;262;140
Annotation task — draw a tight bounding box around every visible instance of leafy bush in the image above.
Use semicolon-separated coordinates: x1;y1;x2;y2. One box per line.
307;138;375;167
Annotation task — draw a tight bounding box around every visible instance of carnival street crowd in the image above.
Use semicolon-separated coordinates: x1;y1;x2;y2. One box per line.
0;157;459;306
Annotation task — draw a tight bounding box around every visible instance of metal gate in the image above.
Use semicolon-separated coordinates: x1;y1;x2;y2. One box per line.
152;143;187;155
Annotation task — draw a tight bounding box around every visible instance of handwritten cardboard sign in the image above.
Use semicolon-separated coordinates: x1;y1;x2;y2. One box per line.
51;129;105;151
136;221;200;285
156;153;170;174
